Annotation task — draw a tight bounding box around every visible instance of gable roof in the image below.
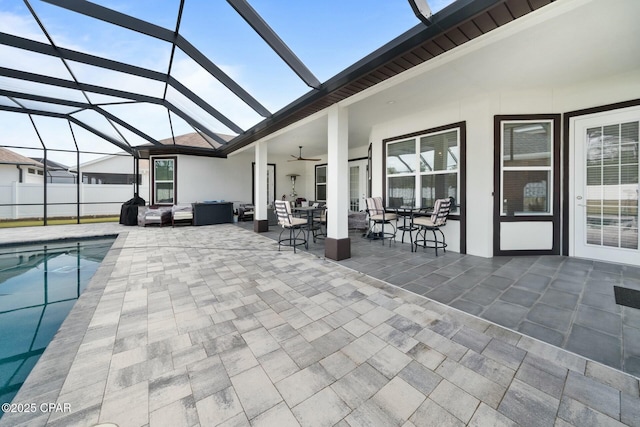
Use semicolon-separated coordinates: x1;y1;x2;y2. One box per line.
136;132;236;159
0;147;43;167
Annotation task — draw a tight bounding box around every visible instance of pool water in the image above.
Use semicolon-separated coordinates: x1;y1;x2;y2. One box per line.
0;237;115;412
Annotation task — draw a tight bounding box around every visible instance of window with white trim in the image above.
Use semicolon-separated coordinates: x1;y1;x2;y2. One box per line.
315;165;327;202
153;158;175;204
386;128;460;210
501;120;553;215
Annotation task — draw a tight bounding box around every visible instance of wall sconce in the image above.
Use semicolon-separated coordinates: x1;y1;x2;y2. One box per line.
287;174;299;198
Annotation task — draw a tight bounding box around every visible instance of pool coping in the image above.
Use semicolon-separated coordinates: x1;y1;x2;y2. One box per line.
0;231;127;426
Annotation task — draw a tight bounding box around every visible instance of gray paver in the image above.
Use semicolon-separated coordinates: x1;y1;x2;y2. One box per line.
275;363;333;408
230;365;282;419
2;223;640;427
498;379;559;427
291;387;350;427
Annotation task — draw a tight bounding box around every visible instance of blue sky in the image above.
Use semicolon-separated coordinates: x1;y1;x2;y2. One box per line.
0;0;456;163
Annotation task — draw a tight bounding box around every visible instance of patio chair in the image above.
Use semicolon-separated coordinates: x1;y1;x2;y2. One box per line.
274;200;307;253
313;206;327;240
412;197;452;255
141;205;172;227
171;204;193;226
365;196;397;245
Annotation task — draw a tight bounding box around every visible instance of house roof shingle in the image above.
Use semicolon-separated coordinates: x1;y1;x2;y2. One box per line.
0;148;43;167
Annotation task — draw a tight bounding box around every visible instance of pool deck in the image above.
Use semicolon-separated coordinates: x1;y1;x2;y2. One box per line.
0;223;639;426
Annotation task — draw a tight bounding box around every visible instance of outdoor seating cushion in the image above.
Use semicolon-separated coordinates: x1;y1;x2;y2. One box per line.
412;216;438;227
370;213;397;221
171;204;193;220
173;211;193;220
283;217;307;227
366;196;397;221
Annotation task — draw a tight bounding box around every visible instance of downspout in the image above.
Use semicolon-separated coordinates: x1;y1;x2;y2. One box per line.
16;164;23;183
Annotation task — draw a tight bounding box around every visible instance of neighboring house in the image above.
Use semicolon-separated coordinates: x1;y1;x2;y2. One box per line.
29;158;78;183
69;154;149;186
0;147;44;184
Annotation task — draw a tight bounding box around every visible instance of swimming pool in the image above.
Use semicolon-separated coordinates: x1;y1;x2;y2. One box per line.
0;237;115;412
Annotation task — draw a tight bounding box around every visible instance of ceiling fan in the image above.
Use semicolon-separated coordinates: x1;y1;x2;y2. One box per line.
288;146;320;162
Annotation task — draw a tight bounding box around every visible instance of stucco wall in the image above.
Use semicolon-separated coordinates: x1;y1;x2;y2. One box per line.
368;76;639;258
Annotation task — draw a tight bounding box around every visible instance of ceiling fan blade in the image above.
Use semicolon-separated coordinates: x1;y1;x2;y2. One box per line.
288;146;320;161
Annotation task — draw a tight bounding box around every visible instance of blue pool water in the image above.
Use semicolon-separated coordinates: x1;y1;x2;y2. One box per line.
0;237;115;412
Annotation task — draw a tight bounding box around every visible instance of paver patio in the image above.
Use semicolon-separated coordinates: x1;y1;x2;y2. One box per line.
0;223;638;426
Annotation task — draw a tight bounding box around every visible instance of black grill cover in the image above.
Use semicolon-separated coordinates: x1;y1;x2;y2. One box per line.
119;196;146;225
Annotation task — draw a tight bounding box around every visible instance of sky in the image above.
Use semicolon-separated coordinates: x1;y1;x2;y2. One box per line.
0;0;456;166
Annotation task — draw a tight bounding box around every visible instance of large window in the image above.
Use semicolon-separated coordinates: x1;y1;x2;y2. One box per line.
153;157;175;204
386;127;460;210
501;121;553;215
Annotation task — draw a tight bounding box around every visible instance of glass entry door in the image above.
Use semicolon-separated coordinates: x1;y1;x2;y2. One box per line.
573;108;639;264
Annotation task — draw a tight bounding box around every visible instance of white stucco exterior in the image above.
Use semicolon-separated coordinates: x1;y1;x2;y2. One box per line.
143;0;639;264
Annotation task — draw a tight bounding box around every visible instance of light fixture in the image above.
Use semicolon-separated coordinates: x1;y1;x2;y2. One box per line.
408;0;433;26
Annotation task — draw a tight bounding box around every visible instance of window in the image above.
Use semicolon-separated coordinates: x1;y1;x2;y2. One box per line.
315;165;327;202
386;127;460;211
82;173;141;184
501;121;553;215
28;168;35;174
153;157;175;204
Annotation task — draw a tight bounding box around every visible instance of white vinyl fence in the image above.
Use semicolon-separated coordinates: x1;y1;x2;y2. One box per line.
0;183;149;220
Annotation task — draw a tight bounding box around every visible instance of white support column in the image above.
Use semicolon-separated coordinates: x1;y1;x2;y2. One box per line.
325;104;351;260
254;140;269;232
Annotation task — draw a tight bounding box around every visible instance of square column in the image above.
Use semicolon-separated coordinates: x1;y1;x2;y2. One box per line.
325;104;351;260
254;140;268;232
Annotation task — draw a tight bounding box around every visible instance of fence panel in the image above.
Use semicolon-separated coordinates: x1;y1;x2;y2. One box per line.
0;183;148;220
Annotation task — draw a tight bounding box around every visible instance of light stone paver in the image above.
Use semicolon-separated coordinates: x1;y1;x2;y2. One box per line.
291;387;351;427
429;379;479;423
276;363;334;408
251;401;300;427
231;365;283;419
371;376;425;421
1;223;639;427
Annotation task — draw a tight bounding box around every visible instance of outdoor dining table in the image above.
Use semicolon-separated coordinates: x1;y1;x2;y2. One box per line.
292;206;325;249
390;205;431;252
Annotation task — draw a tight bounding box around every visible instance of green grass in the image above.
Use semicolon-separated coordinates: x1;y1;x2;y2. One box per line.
0;216;119;228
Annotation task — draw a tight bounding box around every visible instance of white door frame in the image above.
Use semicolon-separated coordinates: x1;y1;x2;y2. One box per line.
349;159;368;212
569;106;639;265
